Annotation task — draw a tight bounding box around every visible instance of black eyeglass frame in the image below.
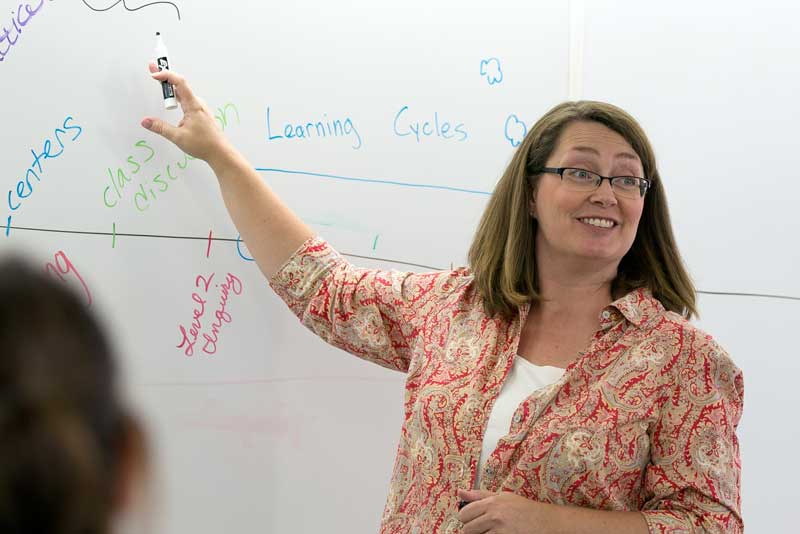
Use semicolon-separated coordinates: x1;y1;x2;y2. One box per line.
536;167;651;198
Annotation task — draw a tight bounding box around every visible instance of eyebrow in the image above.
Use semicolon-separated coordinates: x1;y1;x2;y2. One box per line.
568;145;640;162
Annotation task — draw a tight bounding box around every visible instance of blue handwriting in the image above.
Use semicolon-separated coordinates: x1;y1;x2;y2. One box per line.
266;107;362;150
5;115;83;235
392;106;468;143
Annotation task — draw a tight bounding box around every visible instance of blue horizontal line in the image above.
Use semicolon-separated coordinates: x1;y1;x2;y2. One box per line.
255;167;492;196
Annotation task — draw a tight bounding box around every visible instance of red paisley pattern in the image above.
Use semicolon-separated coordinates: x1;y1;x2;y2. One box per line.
269;237;743;534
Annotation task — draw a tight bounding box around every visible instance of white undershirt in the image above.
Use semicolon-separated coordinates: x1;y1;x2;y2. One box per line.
474;356;566;488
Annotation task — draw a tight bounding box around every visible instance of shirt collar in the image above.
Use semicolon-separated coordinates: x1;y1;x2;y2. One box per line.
519;287;665;331
601;287;664;329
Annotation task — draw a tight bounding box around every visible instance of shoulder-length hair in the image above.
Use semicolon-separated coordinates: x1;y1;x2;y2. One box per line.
468;101;697;320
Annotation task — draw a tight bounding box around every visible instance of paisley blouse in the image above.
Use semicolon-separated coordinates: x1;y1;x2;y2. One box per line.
269;237;744;534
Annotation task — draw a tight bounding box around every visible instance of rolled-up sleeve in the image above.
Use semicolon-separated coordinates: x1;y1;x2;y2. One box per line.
641;334;744;533
269;236;451;372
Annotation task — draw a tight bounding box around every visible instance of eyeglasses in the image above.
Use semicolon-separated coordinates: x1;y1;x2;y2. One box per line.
536;167;651;199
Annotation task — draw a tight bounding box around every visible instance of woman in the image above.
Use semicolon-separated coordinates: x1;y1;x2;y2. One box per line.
0;259;149;534
143;66;743;533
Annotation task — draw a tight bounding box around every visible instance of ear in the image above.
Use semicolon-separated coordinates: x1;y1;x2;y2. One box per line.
528;178;539;218
112;415;149;512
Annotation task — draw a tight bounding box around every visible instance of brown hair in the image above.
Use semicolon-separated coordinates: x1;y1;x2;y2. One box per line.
0;258;147;534
468;101;696;319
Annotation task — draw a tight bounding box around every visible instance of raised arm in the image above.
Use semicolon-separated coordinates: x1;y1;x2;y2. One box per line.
141;65;313;278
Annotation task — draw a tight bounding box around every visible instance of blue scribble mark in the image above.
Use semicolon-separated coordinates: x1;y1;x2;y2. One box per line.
504;114;527;148
235;235;254;262
480;58;503;85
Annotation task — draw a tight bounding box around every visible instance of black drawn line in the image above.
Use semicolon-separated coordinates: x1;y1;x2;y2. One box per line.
81;0;181;21
697;290;800;303
5;225;440;270
8;225;232;242
5;225;798;303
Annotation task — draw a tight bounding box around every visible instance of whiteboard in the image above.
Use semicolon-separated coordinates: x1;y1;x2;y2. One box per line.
2;1;797;532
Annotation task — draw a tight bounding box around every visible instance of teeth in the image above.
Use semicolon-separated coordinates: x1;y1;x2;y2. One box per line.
580;217;615;228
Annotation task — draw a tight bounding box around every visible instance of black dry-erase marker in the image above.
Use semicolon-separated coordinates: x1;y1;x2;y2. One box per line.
154;32;177;110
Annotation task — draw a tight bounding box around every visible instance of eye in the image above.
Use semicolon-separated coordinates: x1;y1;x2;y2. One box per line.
619;177;639;187
566;168;594;181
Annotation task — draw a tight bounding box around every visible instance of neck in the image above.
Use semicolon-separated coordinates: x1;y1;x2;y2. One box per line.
533;248;618;319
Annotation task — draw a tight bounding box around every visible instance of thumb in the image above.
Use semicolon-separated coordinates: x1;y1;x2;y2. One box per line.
458;488;494;503
140;117;179;144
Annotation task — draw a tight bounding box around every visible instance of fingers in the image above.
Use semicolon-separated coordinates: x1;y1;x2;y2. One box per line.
149;68;201;111
458;489;492;502
148;61;159;74
140;117;179;144
459;502;491;534
457;489;492;525
461;513;493;534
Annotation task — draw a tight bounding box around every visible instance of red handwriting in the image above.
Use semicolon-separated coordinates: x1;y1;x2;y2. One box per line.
176;274;213;356
177;272;243;356
44;250;92;307
202;272;243;354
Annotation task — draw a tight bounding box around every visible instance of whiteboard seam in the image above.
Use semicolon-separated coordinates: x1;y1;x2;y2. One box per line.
568;0;586;100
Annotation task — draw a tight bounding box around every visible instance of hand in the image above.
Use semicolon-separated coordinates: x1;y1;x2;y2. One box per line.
458;489;557;534
141;64;232;165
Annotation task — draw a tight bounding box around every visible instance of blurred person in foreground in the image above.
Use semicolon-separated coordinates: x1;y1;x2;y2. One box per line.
0;258;150;534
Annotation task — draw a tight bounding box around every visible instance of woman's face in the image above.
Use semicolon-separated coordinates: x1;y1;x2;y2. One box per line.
531;121;646;269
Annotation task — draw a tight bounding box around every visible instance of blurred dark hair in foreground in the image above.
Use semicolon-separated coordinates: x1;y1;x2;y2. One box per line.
0;257;147;534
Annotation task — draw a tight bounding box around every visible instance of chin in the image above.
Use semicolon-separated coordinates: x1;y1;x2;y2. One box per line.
572;238;631;261
574;247;623;263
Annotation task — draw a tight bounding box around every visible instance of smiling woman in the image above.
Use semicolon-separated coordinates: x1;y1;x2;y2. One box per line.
471;102;695;320
141;67;743;533
530;122;648;279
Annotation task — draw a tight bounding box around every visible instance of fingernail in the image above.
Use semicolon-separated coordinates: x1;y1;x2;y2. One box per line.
141;118;153;129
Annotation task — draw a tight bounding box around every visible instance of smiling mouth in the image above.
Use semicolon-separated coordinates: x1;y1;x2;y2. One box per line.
578;217;617;229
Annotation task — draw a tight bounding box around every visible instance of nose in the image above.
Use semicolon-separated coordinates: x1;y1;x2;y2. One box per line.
589;179;618;207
